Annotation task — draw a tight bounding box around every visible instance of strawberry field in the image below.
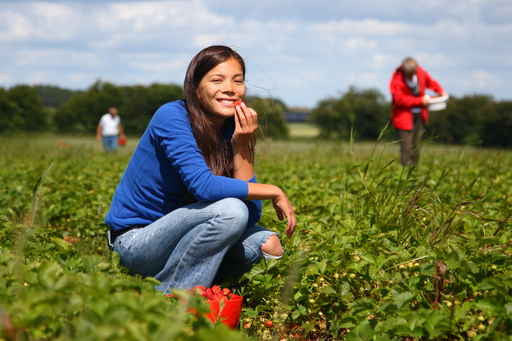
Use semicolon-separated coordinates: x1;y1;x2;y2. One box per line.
1;135;511;340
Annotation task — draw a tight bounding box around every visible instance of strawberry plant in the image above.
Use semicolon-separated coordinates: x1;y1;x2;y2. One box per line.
1;136;511;340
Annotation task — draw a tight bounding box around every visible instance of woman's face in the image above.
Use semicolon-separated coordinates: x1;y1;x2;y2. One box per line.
197;57;246;119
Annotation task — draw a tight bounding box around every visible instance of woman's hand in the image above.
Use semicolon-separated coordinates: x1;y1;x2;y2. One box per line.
247;183;297;237
232;101;257;180
272;190;296;237
232;101;258;147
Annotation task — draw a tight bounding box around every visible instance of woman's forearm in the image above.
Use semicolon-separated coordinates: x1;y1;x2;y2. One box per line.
247;182;282;200
233;142;254;181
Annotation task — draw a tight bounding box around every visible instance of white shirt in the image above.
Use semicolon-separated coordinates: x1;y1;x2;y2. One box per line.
99;113;121;136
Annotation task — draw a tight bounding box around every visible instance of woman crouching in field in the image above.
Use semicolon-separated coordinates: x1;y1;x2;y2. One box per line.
104;45;296;292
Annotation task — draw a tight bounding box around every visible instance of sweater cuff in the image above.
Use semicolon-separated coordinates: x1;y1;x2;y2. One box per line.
222;177;249;199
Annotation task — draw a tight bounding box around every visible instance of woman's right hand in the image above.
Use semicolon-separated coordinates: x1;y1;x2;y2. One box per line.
272;190;296;237
247;183;297;237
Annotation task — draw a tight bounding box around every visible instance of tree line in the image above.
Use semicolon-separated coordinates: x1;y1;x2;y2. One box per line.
0;81;289;138
1;82;511;147
311;86;512;148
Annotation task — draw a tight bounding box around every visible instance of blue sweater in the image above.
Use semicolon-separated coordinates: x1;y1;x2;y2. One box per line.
105;100;262;231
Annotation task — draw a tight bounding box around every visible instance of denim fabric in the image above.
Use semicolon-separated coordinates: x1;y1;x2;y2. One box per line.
214;224;277;283
112;198;275;292
102;135;118;152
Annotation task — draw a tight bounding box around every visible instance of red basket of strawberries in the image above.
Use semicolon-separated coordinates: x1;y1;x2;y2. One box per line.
167;285;243;329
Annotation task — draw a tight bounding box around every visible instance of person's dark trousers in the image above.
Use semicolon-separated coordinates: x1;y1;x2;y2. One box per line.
397;114;424;166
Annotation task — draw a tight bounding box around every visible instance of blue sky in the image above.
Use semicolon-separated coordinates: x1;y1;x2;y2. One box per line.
1;0;510;107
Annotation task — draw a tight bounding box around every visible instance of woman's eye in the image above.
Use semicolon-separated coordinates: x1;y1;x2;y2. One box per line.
211;79;222;83
235;79;245;84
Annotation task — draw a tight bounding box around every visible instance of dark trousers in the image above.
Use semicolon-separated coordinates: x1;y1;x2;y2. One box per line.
397;115;424;166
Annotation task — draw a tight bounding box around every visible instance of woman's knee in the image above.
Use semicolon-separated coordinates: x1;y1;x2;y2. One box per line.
214;198;249;238
261;234;284;257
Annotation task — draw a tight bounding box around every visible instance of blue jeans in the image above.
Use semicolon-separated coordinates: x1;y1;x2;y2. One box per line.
102;135;118;152
112;198;276;292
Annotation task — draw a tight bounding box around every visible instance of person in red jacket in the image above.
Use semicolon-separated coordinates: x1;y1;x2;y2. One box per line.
389;57;447;166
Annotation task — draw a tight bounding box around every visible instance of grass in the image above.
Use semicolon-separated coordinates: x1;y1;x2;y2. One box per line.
1;134;511;340
287;122;320;138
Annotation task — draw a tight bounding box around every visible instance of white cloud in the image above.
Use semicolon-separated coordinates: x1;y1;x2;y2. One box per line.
32;2;74;20
125;53;189;73
0;11;33;41
193;34;226;48
0;72;11;83
467;70;502;90
13;49;102;68
345;71;380;89
27;71;53;84
0;3;80;42
371;54;397;69
313;19;410;37
66;72;95;85
414;53;453;69
1;0;511;105
95;1;229;34
344;38;378;50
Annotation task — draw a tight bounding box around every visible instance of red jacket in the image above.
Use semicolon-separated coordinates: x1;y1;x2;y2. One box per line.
389;66;444;130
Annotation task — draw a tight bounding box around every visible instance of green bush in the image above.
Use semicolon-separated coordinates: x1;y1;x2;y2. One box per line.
0;85;47;133
246;96;289;139
428;94;495;146
311;86;389;140
54;81;183;135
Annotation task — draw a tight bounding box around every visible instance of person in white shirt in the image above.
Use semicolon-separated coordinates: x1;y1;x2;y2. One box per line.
96;107;125;152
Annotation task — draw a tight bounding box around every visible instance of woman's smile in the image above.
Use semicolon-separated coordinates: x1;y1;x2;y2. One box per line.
216;98;239;107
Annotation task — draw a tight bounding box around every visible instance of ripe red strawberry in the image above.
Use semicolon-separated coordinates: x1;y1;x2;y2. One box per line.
264;320;273;328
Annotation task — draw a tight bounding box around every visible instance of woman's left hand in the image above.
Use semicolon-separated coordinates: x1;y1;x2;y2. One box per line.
232;101;258;146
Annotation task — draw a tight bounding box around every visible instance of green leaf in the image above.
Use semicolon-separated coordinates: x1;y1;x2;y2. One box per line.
424;311;450;338
506;303;512;316
347;320;374;340
393;292;414;309
320;285;336;295
51;237;71;251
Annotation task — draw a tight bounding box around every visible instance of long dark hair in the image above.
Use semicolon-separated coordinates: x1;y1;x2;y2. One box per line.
184;45;253;176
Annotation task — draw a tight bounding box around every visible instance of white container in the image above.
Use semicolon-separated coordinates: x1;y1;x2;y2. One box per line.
428;95;449;111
